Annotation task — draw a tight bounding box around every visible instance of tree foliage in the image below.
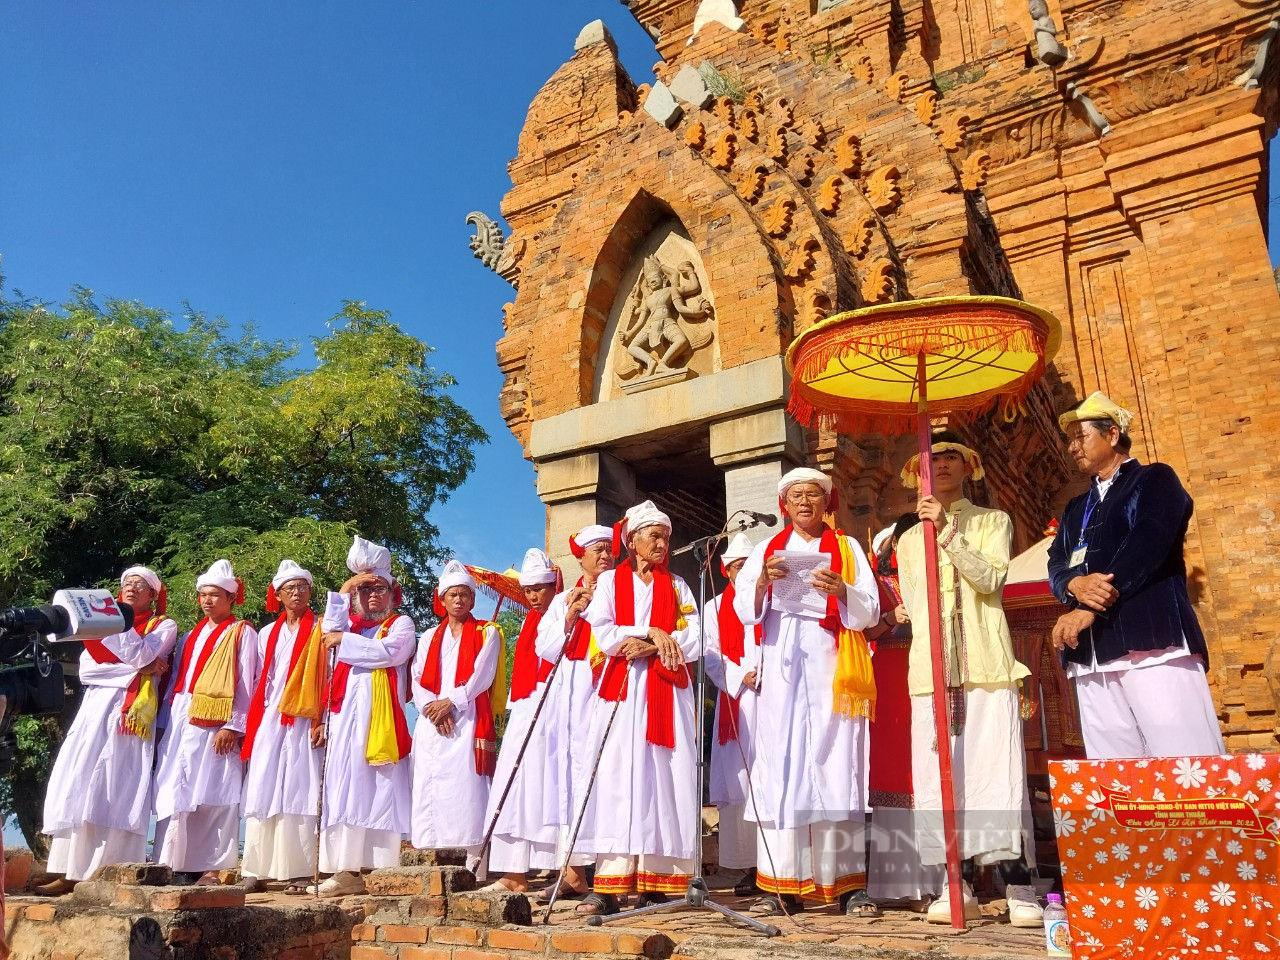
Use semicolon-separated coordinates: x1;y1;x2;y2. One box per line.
0;285;487;850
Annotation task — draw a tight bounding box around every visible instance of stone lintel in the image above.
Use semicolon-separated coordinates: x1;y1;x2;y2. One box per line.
709;406;805;467
722;459;800;546
529;357;787;461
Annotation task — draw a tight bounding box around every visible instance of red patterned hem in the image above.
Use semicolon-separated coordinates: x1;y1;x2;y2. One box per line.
755;870;867;904
593;872;636;895
868;789;914;809
637;871;692;895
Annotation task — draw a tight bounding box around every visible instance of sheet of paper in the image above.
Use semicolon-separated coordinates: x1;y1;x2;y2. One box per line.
771;550;833;618
322;591;350;633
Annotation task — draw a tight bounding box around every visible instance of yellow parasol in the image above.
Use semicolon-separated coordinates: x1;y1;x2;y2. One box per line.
786;295;1061;930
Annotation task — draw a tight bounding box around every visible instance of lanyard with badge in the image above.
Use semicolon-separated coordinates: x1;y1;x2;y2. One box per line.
1069;490;1099;568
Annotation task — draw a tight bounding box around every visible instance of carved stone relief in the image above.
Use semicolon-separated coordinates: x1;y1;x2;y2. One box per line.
595;220;719;402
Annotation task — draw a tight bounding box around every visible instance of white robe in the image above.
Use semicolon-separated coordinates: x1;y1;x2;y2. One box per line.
241;617;324;880
410;621;500;850
535;588;600;832
701;594;761;871
575;569;701;862
153;618;259;872
485;643;556;873
319;614;416;872
43;619;178;880
733;531;878;899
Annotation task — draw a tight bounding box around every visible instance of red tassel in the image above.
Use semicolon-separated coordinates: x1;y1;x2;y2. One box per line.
432;589;445;618
265;584;280;613
393;582;403;608
157;584;167;616
569;534;585;560
235;579;245;606
555;569;564;593
612;521;623;558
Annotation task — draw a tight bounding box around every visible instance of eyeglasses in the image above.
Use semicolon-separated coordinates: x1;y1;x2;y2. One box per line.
356;585;391;596
121;578;152;591
278;582;311;594
785;491;826;504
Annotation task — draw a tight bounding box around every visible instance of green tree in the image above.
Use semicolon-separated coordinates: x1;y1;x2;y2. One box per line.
0;286;487;854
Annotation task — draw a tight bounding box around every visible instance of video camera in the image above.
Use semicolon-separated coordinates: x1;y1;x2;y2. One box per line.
0;589;136;773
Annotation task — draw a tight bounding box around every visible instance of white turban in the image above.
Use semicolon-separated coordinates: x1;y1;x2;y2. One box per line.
622;500;671;541
518;548;559;586
271;559;313;589
346;535;393;585
722;532;754;563
120;565;162;592
437;559;477;595
871;525;896;556
196;559;239;595
778;467;832;497
572;525;614;550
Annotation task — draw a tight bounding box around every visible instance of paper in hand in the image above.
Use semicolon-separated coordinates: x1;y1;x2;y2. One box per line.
322;591;351;633
771;551;833;618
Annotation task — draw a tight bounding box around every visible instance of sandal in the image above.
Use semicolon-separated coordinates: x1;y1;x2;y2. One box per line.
842;889;882;918
637;891;669;907
575;892;619;916
537;879;589;904
753;893;804;915
733;870;759;897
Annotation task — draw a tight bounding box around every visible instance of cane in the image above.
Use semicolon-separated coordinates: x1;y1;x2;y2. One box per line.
313;645;338;898
540;691;624;923
476;639;570;867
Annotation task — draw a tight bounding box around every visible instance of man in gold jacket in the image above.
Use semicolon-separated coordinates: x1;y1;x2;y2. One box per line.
897;432;1040;928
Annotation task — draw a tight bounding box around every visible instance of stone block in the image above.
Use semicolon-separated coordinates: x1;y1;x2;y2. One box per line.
114;883;246;911
23;903;56;921
351;947;393;960
399;848;467;868
615;932;675;957
90;862;173;886
486;927;546;951
691;0;745;37
453;951;506;960
380;924;429;944
643;82;683;129
550;929;616;953
429;925;483;946
366;866;473;897
669;64;714;108
352;924;376;941
400;950;451;960
574;19;617;55
408;895;448;920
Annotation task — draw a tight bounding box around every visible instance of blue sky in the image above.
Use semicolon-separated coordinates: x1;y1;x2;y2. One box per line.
0;1;657;578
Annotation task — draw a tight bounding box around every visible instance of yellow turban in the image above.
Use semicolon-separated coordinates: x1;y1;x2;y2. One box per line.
901;441;985;491
1058;391;1134;433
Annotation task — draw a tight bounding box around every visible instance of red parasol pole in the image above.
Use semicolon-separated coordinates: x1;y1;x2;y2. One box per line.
916;352;966;930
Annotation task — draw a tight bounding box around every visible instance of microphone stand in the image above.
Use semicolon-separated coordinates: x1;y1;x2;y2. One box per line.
589;516;780;937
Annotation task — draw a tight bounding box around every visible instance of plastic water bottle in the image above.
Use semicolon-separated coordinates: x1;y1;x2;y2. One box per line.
1043;893;1071;956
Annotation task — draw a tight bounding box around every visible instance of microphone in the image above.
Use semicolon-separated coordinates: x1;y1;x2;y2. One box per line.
41;589;136;642
744;511;778;527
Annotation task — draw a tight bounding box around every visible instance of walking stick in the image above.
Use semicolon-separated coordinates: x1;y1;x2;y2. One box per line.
313;645;338;898
540;691;624;924
476;637;570;867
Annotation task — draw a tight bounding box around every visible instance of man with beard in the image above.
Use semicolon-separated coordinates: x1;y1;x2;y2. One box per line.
38;566;178;894
574;501;700;916
483;548;560;892
240;560;326;891
153;559;258;884
733;468;881;917
534;524;615;902
311;537;416;897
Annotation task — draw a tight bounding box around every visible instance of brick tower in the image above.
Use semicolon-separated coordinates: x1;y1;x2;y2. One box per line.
469;1;1280;749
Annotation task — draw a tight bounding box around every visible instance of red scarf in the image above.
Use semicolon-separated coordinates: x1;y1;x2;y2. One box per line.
420;616;497;777
325;616;412;764
84;612;165;731
509;609;551;702
241;609;315;760
563;578;592;661
597;562;690;748
764;524;844;634
715;583;761;745
169;617;236;698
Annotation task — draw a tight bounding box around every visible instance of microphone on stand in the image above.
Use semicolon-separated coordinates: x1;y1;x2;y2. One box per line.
734;510;778;530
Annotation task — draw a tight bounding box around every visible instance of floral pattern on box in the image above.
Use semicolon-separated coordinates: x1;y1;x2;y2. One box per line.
1050;754;1280;960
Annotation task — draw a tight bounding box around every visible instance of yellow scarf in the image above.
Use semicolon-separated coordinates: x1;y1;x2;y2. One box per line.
121;615;164;740
189;621;245;726
831;535;877;721
278;619;325;722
